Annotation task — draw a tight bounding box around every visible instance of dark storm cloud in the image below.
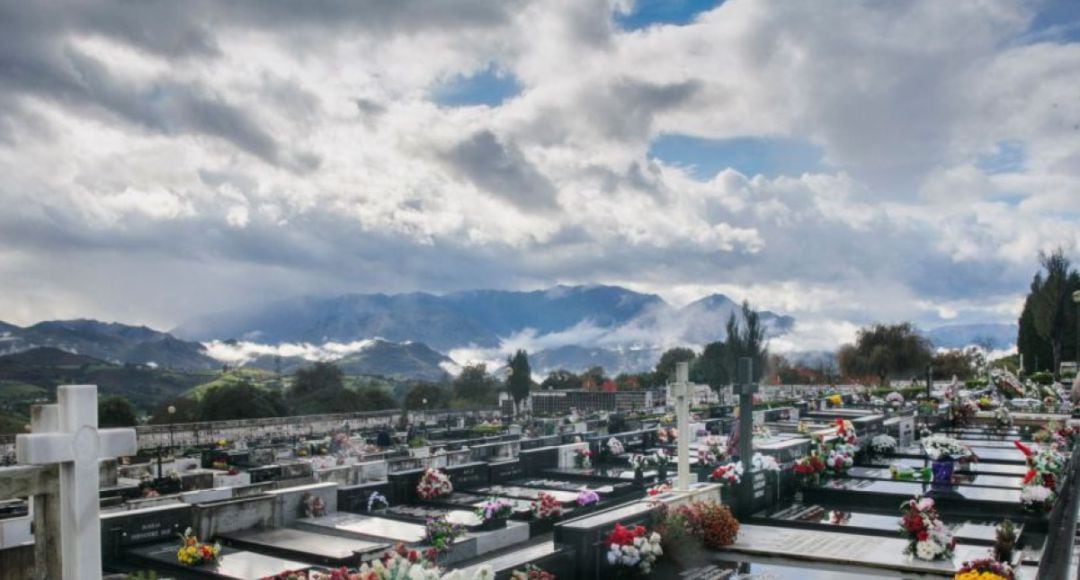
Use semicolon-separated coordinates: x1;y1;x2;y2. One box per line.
443;130;560;212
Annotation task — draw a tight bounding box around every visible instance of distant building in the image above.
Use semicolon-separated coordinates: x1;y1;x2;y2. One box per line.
665;382;719;406
503;389;665;415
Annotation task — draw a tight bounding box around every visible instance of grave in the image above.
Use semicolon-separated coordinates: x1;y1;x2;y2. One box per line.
126;542;312;579
713;524;990;577
217;527;387;567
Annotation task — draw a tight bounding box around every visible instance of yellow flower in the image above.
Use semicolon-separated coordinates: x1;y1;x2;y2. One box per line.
827;394;842;406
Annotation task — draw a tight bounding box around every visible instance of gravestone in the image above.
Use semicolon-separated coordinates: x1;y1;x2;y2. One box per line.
733;358;759;514
101;502;193;563
672;362;692;491
15;385;137;580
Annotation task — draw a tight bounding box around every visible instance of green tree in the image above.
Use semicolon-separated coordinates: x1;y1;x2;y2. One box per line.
1020;249;1080;376
930;348;980;381
453;363;499;405
98;395;138;427
506;350;532;414
692;341;730;391
654;347;697;383
539;369;582;390
838;323;932;386
200;380;284;421
404;383;447;410
147;397;201;424
355;387;397;411
292;362;345;397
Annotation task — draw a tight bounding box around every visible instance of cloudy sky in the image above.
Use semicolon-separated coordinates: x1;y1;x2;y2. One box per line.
1;0;1078;348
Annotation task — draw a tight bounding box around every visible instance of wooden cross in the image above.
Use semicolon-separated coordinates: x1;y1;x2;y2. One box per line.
16;385;137;580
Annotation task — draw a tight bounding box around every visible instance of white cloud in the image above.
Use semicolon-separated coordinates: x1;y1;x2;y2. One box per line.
0;0;1076;340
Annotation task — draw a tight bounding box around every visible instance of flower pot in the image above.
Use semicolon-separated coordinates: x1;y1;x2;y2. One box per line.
476;516;508;531
931;458;955;486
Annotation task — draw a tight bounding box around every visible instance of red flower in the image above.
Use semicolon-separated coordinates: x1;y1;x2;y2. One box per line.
917;530;929;542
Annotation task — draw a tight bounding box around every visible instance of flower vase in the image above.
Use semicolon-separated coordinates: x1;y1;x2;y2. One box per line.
657;466;668;482
633;469;644;486
931;458;955;487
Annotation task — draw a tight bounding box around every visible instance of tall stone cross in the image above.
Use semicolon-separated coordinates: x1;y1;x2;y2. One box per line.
671;361;692;491
16;385;137;580
734;357;758;473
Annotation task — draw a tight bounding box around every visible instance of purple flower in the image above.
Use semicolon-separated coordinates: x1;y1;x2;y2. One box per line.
576;490;600;506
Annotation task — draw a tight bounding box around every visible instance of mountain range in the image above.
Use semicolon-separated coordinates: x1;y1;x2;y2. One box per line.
0;285;1018;378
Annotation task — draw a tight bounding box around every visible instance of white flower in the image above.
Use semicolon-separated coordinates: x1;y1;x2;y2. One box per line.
472;566;494;580
915;540;939;560
752;452;781;472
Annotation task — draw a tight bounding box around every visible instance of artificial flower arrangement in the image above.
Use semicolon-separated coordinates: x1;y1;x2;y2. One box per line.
953;558;1016;580
890;464;931;482
423;516;464;554
826;445;855;476
656;426;678;444
509;565;555;580
871;434;898;456
992;370;1025;400
826;394;843;407
605;523;663;575
355;543;495;580
662;499;740;550
793;453;827;486
416;468;453;501
994;406;1013;429
176;527;221;566
752;424;772;441
697;435;728;467
475;497;513;522
606;437;625;456
301;492;327;518
834;419;858;446
367;492;389;512
751;452;781;472
576;489;600;507
993;520;1017;563
628;453;648;473
709;462;743;486
922;435;978;463
898;496;955;561
649;450;673;472
828;510;851;525
531;492;563;519
886;391;905;407
954;398;980;424
574;448;593;469
646;482;672;496
1015;440;1066;510
977;396;995;410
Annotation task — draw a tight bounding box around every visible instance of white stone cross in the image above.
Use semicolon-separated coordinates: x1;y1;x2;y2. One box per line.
16;385;137;580
672;362;692;491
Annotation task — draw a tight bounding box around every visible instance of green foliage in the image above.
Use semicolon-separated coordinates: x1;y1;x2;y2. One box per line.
453;363;499;406
1029;371;1055;385
147;397;201;424
354;387;397;411
404;382;447;410
838;322;931;386
506;350;532;408
930;348;982;381
292;362;345;396
287;362;386;415
655;347;697;383
1018;248;1080;376
693;301;769;391
98;394;138;427
540;369;581;390
199;379;285;421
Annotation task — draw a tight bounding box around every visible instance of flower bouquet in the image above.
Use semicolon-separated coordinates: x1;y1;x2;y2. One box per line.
301;492;327;518
176;528;221;566
953;558;1016;580
475;497;513;530
793;453;826;487
886;391;905;407
646;482;672;497
834;419;858;446
993;520;1017;563
531;492;563;520
607;437;625;456
826;394;843;407
416;468;453;501
709;462;743;486
751;452;781;472
576;489;600;507
953;398;979;426
423;516;464;554
649;450;672;477
871;434;898;456
366;491;389;513
898;496;955;561
510;565;555;580
994;406;1013;429
605;523;663;576
656;426;677;444
1020;483;1056;512
697;435;727;467
574;448;593;469
826;445;854;476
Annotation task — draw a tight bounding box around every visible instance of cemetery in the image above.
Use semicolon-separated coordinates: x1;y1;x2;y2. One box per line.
1;364;1079;580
